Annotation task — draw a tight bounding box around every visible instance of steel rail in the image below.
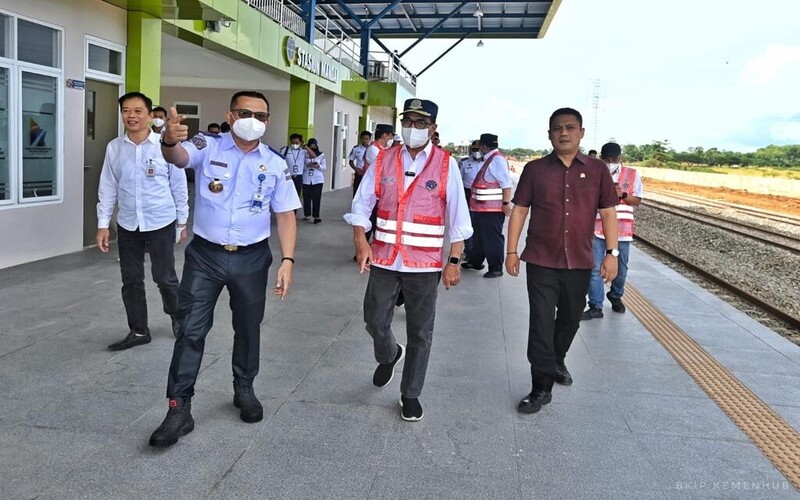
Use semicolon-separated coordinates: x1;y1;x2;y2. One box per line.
643;199;800;254
634;234;800;331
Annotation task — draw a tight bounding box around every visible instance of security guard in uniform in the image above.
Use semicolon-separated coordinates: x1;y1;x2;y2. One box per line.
458;139;483;261
149;91;301;447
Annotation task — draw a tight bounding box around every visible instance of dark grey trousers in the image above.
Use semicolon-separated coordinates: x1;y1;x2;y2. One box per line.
363;266;441;398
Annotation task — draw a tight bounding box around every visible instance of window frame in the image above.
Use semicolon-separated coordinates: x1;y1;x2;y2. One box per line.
0;10;64;209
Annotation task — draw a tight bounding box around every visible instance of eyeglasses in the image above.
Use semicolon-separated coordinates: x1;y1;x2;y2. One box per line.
400;117;432;129
232;109;270;122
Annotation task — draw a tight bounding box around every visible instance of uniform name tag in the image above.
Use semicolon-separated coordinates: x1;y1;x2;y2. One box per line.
210;160;228;168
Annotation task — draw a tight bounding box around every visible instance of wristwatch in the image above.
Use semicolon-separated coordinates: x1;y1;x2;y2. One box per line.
448;256;460;265
606;249;620;257
160;137;177;148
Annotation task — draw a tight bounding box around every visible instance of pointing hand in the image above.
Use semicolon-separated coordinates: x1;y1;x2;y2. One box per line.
163;106;188;145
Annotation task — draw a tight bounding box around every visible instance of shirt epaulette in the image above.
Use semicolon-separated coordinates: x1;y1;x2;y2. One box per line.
270;146;286;159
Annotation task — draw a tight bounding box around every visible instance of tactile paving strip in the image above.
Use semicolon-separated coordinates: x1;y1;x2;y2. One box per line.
626;285;800;491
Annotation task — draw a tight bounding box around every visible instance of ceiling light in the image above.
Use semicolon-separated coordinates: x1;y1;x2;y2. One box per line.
474;2;483;17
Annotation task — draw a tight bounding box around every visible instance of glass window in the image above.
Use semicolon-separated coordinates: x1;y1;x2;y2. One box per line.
88;44;122;75
0;14;9;59
18;19;60;68
0;67;8;201
21;71;57;198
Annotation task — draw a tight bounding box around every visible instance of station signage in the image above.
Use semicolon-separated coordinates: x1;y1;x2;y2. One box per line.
283;36;339;83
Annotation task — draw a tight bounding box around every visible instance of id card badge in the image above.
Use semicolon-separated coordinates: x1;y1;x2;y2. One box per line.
250;192;264;212
292;165;299;174
146;160;156;177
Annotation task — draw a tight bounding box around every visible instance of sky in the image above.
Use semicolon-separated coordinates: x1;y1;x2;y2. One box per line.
380;0;800;152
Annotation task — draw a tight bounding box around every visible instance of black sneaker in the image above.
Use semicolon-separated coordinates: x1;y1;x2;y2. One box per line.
171;316;181;338
233;380;263;423
517;390;552;414
399;396;423;422
580;307;604;320
460;262;485;271
483;270;503;278
108;331;151;351
373;344;405;387
554;361;573;386
313;218;322;224
607;292;626;313
149;397;194;447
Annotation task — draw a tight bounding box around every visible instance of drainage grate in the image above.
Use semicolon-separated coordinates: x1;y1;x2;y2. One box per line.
626;285;800;491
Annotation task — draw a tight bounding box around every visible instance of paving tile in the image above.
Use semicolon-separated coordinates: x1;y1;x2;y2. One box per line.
703;345;800;376
368;466;520;500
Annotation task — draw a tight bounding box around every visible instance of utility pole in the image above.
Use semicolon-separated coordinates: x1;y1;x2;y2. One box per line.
590;79;601;147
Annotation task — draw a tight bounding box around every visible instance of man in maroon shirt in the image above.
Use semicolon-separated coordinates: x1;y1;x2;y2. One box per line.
506;107;619;414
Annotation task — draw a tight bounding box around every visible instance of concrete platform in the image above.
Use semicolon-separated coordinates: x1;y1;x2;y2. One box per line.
1;188;798;499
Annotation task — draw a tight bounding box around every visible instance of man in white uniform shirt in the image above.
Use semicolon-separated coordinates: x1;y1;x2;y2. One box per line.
345;98;472;422
96;92;188;352
349;130;371;197
458;139;483;262
149;91;300;447
280;133;316;199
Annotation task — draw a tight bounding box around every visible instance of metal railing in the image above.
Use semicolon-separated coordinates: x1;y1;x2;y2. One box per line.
242;0;416;90
245;0;306;37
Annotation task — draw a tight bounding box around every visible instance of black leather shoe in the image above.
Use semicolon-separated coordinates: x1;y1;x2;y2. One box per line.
607;291;626;313
460;262;485;271
554;361;573;386
171;316;181;338
108;331;151;351
313;218;322;224
483;270;503;278
517;390;552;414
149;397;194;447
373;344;405;387
233;380;263;423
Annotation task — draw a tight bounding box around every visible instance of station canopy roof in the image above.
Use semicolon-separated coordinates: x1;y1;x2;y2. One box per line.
314;1;561;40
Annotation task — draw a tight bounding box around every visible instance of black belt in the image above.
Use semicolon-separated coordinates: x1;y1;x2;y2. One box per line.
193;235;268;252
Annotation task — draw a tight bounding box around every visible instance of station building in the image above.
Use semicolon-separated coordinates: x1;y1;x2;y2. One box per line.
0;0;559;268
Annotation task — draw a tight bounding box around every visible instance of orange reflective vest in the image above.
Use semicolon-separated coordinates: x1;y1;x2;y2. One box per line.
595;165;637;238
371;145;450;268
469;150;505;212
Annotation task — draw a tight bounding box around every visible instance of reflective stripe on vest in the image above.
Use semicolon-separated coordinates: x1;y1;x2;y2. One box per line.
371;145;450;268
469;151;505;212
595;166;637;238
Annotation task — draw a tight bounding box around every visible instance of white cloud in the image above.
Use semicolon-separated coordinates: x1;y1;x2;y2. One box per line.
741;45;800;85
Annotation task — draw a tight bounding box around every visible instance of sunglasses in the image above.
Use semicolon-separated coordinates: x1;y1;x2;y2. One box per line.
232;109;270;122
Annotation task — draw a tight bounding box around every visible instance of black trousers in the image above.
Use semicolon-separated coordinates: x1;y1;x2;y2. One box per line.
292;175;303;199
167;236;272;398
303;183;323;218
365;207;378;242
117;222;179;335
353;173;363;198
468;211;505;272
463;189;474;259
525;264;591;392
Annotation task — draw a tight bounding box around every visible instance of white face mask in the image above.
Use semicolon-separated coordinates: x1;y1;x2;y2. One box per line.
472;151;483;160
607;162;621;172
232;117;266;142
152;118;165;128
401;127;430;149
291;143;301;150
385;139;394;148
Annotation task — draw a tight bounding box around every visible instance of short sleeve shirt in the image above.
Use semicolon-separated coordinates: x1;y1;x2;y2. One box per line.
512;152;618;269
182;132;301;245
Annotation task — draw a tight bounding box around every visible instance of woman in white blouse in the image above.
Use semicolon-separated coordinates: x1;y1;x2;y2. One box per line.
302;138;327;223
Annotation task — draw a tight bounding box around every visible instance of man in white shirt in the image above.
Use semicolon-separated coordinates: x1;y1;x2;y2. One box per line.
280;133;316;198
96;92;189;351
344;98;473;422
348;130;371;197
363;124;395;241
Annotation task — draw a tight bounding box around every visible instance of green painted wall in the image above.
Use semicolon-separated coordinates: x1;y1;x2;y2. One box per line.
126;11;162;103
288;78;315;140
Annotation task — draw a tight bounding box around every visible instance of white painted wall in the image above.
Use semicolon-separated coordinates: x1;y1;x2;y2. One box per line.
332;95;363;191
636;166;800;199
0;0;127;269
313;92;335;190
368;107;394;130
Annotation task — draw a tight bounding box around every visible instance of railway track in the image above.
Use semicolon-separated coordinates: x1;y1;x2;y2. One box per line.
648;188;800;227
643;198;800;254
633;234;800;331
